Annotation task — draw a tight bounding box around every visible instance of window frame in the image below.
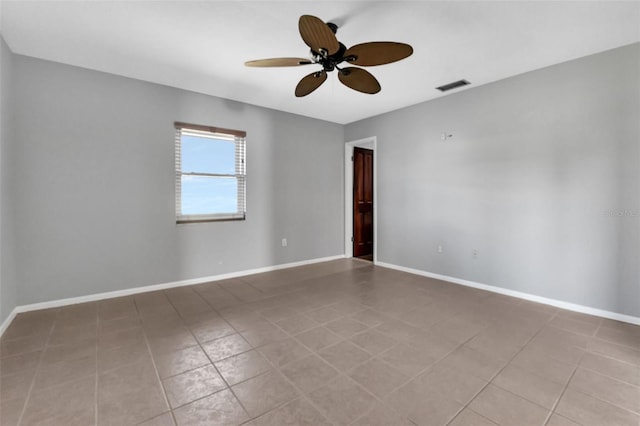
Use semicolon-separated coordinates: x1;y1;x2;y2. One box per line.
174;122;246;223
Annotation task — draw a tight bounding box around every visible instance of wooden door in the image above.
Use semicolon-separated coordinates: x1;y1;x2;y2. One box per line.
353;147;374;258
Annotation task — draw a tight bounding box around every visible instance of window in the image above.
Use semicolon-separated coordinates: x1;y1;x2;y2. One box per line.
175;122;246;223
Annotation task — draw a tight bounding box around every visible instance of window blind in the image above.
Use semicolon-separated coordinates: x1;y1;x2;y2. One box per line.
175;122;246;223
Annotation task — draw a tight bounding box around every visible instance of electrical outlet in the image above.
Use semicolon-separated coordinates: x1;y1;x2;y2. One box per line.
281;238;287;247
437;245;443;253
472;249;478;259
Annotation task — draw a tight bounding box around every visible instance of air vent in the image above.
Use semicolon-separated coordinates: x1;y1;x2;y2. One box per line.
436;79;470;92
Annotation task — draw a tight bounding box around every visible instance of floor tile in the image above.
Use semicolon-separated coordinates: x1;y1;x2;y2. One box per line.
98;315;141;335
329;300;368;315
430;318;484;344
568;367;640;414
308;375;377;425
49;323;97;346
33;352;96;389
396;305;447;329
245;397;331;426
0;368;35;402
259;306;298;321
546;414;581;426
42;339;95;365
448;408;498;426
173;389;249;426
580;351;640;387
280;354;339;393
232;370;299;417
99;326;145;351
492;364;564;409
179;310;221;327
97;360;169;425
189;318;235;343
214;350;271;386
414;364;487;405
162;364;226;408
0;397;26;426
385;383;464;426
0;350;41;378
137;412;176;426
201;333;252;362
56;303;98;326
222;312;266;332
318;340;371;372
595;323;640;349
438;346;507;381
348;358;408;397
550;316;600;336
374;319;423;343
98;341;150;373
154;345;210;379
349;309;391;327
305;306;343;323
468;384;549;426
2;317;53;342
407;330;459;360
294;326;341;351
378;343;436;376
511;346;576;385
325;317;369;338
97;297;138;322
147;330;198;356
240;323;289;347
258;338;311;367
352;404;415;426
3;260;640;426
1;334;48;358
555;388;640;426
465;330;525;361
588;338;640;366
276;314;318;335
21;376;95;425
349;329;397;355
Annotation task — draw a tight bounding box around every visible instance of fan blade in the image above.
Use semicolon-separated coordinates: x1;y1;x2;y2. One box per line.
345;42;413;66
295;70;327;97
245;58;313;67
299;15;339;56
338;67;381;94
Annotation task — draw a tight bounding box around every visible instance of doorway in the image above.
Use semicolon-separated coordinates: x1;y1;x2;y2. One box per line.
345;137;377;262
353;147;374;260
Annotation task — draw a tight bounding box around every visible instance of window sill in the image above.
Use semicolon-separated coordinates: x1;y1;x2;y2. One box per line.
177;215;245;224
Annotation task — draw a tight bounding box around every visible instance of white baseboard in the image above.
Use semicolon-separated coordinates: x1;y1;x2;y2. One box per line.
0;254;345;337
0;307;18;338
376;261;640;326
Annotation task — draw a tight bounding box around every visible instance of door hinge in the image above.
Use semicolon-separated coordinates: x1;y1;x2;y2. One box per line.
351;156;354;161
351;236;354;242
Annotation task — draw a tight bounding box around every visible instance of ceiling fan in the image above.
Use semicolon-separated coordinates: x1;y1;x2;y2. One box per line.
245;15;413;97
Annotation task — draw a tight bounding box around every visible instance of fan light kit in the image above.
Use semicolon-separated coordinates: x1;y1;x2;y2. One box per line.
245;15;413;97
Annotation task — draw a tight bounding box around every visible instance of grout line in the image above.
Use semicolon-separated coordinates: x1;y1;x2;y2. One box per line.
94;318;98;426
164;288;255;422
542;351;585;426
445;311;558;426
14;311;58;426
134;297;176;426
5;262;639;426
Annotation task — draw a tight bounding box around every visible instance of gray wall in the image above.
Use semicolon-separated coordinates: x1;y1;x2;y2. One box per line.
11;55;344;305
1;36;17;325
346;43;640;317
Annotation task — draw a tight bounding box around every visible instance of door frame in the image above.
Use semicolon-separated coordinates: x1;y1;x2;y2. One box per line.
345;136;377;263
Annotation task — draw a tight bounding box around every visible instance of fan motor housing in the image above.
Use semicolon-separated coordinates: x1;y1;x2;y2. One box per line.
313;42;352;72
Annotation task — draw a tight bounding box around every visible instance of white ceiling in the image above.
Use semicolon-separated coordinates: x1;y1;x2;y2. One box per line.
1;1;639;124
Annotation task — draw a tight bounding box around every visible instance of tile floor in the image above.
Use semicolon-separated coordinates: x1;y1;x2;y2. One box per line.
1;259;639;425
